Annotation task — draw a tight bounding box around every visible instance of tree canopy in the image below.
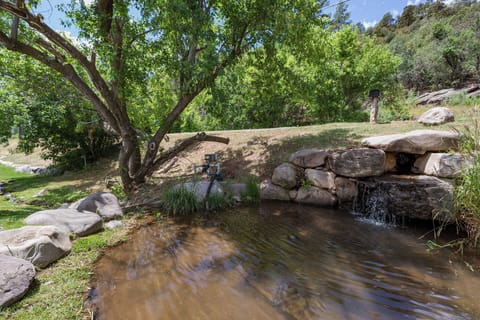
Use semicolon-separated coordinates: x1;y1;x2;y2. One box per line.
0;0;326;190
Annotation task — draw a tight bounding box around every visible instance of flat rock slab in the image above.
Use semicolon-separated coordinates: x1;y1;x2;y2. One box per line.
24;209;103;237
329;149;385;178
0;254;36;307
289;149;329;168
305;169;335;190
413;153;473;178
361;130;458;154
418;107;454;125
0;226;71;268
75;192;123;220
356;175;454;222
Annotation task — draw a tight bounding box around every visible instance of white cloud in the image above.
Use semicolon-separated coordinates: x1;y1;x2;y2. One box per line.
390;9;400;17
407;0;422;5
362;20;378;29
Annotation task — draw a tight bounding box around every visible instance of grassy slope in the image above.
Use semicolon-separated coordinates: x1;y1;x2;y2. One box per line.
0;104;478;319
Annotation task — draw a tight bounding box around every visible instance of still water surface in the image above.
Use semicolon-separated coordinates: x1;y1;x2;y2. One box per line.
93;203;480;319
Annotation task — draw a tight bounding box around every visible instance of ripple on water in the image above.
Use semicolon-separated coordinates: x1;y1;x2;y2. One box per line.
92;203;480;320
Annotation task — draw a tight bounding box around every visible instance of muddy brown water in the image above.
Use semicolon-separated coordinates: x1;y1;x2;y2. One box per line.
92;203;480;320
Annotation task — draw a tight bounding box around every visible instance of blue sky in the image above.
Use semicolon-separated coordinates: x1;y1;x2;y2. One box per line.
34;0;445;33
324;0;449;28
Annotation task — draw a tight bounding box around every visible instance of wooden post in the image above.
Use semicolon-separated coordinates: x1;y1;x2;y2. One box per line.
370;96;379;124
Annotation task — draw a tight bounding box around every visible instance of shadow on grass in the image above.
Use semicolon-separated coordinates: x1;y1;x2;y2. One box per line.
0;206;40;229
214;128;361;180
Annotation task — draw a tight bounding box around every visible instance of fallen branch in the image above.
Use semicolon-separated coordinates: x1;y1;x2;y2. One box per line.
140;132;229;179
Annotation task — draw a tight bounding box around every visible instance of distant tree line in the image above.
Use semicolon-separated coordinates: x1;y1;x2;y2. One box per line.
369;0;480;90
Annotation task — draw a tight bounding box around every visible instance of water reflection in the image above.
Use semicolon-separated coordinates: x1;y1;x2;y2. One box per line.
93;203;480;319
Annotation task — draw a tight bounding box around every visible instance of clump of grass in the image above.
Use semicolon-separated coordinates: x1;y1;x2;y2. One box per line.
453;118;480;245
446;92;480;107
161;186;199;215
241;179;261;203
204;192;234;211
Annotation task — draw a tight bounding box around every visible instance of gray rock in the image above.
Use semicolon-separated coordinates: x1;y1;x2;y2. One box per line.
335;177;357;204
305;169;335;190
416;88;458;105
24;209;103;237
361;130;458;154
0;254;36;307
176;181;224;202
289;189;298;200
260;180;291;201
356;175;454;222
413;153;473;178
229;183;247;199
75;192;123;220
272;163;298;190
289;149;329;168
418;107;454;125
0;226;71;268
294;187;337;207
329;149;385;178
104;220;123;230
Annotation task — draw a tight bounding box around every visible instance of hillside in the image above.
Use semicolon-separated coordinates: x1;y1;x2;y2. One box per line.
370;0;480;91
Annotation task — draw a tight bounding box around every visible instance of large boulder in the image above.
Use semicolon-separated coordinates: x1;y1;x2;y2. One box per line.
289;149;329;168
355;175;454;222
260;179;290;201
328;149;385;178
0;226;71;268
413;153;473;178
294;186;337;207
272;163;298;190
0;254;36;307
361;130;458;154
175;181;224;202
75;192;123;220
418;107;454;125
305;169;335;190
24;209;103;237
334;177;357;204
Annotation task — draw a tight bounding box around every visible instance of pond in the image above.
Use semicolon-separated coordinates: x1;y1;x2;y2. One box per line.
92;203;480;320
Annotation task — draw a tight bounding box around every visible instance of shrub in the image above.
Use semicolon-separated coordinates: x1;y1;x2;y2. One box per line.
446;93;480;107
161;186;199;215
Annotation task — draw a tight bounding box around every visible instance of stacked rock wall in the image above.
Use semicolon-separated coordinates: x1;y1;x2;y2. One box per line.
261;130;471;222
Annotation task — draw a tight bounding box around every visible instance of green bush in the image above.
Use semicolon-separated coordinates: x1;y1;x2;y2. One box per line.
446;93;480;107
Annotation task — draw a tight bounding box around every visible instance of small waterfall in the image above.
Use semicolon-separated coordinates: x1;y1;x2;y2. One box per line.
353;180;397;226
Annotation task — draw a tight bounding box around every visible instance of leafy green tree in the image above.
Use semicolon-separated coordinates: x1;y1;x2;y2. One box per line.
0;49;116;169
193;26;401;128
330;1;351;31
0;0;323;190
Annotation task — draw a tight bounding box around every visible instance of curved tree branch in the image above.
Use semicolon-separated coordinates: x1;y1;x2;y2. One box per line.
0;30;120;134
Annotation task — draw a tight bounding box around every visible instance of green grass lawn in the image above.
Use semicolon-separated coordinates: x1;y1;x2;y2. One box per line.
0;165;132;320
